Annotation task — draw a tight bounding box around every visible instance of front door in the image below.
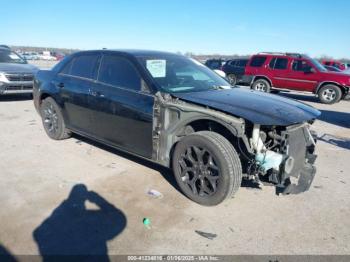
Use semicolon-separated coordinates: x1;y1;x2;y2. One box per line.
284;59;318;92
88;54;154;158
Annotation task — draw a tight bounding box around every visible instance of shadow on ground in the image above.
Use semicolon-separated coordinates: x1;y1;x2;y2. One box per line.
318;110;350;129
241;179;261;189
0;245;17;262
318;133;350;150
0;94;32;102
33;184;126;262
277;92;320;103
279;92;350;128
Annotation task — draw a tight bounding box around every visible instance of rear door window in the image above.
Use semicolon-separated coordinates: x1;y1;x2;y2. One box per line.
270;58;288;70
70;54;100;79
98;55;141;91
250;56;267;67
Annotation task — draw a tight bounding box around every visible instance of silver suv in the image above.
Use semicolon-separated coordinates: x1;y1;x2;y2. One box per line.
0;47;38;95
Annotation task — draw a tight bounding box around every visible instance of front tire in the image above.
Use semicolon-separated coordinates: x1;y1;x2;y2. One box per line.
252;79;271;92
317;84;342;104
172;131;242;206
40;97;71;140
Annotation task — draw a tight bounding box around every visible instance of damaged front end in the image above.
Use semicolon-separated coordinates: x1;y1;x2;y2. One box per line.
153;92;318;196
248;123;317;195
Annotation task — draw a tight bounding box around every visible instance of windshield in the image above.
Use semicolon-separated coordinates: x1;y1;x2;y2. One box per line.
308;57;327;72
137;54;231;93
0;49;27;64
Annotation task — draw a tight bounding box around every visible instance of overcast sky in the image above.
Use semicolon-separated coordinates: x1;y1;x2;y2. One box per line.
2;0;350;58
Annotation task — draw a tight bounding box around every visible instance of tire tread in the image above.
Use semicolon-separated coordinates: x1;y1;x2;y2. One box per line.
41;97;71;140
189;131;242;200
317;84;342;104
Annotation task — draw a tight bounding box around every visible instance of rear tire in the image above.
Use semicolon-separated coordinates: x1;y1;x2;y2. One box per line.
318;84;342;104
40;97;71;140
227;74;237;85
252;79;271;92
172;131;242;206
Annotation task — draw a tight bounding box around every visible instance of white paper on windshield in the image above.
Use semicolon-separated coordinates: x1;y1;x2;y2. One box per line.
146;60;166;78
9;54;20;59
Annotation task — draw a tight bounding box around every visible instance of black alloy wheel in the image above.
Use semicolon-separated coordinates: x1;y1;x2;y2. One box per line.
40;97;71;140
172;131;242;206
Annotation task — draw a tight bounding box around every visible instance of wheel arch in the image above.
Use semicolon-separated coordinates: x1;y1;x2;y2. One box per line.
39;92;52;105
251;75;272;88
152;93;248;167
166;117;245;169
315;81;346;95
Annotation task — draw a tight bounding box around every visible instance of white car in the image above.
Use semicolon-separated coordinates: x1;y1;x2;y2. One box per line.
22;52;40;60
38;51;57;61
39;54;57;61
213;69;226;78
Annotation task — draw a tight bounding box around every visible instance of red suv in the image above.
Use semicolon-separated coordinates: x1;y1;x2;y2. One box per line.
244;52;350;104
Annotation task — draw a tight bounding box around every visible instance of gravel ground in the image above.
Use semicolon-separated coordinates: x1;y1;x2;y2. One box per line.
0;90;349;259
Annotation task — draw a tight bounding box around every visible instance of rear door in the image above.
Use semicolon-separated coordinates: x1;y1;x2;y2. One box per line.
234;59;248;80
284;59;318;92
55;53;100;133
246;55;267;75
267;57;290;88
222;60;236;74
88;54;154;158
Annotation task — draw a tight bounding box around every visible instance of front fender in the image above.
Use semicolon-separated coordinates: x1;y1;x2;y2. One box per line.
152;92;245;166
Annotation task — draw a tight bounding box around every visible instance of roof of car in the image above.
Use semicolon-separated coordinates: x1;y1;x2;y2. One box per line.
0;47;11;51
75;49;179;57
254;52;307;59
227;58;249;61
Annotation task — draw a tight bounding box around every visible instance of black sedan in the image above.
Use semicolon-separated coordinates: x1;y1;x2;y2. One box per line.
34;50;320;206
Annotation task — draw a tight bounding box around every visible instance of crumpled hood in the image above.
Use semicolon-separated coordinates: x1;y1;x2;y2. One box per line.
0;63;38;73
173;88;321;126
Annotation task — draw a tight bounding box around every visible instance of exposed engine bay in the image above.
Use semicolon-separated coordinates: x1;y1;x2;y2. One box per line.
247;123;317;194
153;92;318;196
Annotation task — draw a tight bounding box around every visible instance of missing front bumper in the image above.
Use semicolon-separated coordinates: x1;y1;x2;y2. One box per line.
275;124;318;195
278;162;316;195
